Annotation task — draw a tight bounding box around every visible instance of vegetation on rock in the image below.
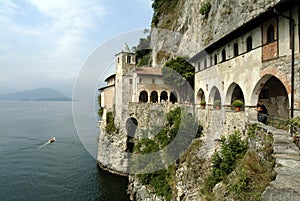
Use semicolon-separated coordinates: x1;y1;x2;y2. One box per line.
134;107;203;200
132;29;152;66
203;131;247;193
199;1;212;18
151;0;180;27
203;125;275;201
97;94;104;118
105;112;117;134
162;57;195;88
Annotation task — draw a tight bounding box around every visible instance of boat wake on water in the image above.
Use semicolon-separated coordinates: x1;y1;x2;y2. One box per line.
37;137;56;149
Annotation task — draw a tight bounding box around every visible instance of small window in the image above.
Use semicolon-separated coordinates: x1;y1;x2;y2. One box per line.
221;49;226;62
214;54;218;65
204;58;207;68
117;57;120;64
152;79;155;84
129;79;132;84
233;43;239;57
127;56;131;64
267;25;275;43
139;78;142;83
246;36;252;52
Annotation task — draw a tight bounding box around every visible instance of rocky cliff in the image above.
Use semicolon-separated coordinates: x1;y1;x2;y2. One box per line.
151;0;280;65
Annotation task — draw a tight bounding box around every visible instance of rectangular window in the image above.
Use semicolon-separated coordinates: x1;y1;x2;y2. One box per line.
129;79;132;84
139;78;142;83
152;79;155;84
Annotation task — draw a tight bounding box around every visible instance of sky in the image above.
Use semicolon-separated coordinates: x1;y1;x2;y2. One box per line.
0;0;153;96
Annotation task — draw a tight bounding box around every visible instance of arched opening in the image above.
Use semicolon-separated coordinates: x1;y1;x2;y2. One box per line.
233;43;239;57
246;36;252;52
267;25;275;43
170;91;178;104
258;76;289;119
227;84;245;110
214;54;218;65
126;117;138;153
209;86;221;109
197;88;205;104
150;91;158;103
222;49;226;62
139;90;148;103
160;91;168;102
252;75;289;119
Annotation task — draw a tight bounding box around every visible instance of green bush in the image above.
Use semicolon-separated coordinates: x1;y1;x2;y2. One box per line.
199;2;211;17
214;99;221;107
204;131;247;192
105;112;117;134
200;100;206;106
97;94;104;117
137;165;175;201
232;100;244;108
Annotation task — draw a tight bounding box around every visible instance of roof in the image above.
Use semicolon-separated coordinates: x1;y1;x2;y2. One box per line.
190;0;297;62
134;67;163;76
122;43;132;53
98;84;115;91
104;74;116;82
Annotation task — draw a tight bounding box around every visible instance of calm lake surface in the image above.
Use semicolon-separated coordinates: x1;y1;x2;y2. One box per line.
0;101;129;201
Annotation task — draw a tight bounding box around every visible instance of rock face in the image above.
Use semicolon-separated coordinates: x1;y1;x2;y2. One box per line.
151;0;280;64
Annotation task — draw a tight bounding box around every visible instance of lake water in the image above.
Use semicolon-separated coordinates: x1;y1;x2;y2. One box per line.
0;101;129;201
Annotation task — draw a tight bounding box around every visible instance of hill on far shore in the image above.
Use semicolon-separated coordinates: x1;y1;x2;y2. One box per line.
0;88;72;101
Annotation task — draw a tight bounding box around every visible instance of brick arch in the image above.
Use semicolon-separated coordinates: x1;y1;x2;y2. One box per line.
259;67;291;93
251;70;290;105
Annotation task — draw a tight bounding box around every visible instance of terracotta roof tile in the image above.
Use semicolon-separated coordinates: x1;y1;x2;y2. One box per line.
135;67;163;76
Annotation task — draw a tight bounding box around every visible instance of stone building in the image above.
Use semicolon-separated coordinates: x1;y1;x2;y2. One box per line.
97;44;181;174
98;74;115;124
191;0;300;121
97;0;300;176
100;44;181;124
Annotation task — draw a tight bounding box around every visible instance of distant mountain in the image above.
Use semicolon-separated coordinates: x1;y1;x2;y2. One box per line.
0;88;72;101
0;86;16;95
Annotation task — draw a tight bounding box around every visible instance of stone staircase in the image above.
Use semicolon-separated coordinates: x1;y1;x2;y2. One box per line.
260;124;300;201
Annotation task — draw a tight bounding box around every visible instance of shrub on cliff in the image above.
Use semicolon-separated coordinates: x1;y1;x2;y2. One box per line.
105;112;117;134
203;131;247;193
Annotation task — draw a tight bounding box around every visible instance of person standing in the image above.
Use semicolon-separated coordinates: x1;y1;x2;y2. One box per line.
257;100;268;124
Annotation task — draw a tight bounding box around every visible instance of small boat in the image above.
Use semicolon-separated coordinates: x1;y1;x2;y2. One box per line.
49;137;56;143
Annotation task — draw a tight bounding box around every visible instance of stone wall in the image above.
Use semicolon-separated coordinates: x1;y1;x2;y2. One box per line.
97;102;179;176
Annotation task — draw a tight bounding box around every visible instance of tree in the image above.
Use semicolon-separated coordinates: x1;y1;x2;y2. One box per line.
162;57;195;88
132;31;152;66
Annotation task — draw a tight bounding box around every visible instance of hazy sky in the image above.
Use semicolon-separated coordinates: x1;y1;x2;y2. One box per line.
0;0;153;96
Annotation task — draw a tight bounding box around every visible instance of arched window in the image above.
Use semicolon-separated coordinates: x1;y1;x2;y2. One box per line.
246;36;252;52
221;49;226;62
267;25;275;43
150;91;158;103
139;91;148;103
233;43;239;57
214;54;218;65
160;91;168;102
170;91;178;104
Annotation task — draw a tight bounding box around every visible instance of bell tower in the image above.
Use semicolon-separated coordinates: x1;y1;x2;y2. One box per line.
114;43;136;123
